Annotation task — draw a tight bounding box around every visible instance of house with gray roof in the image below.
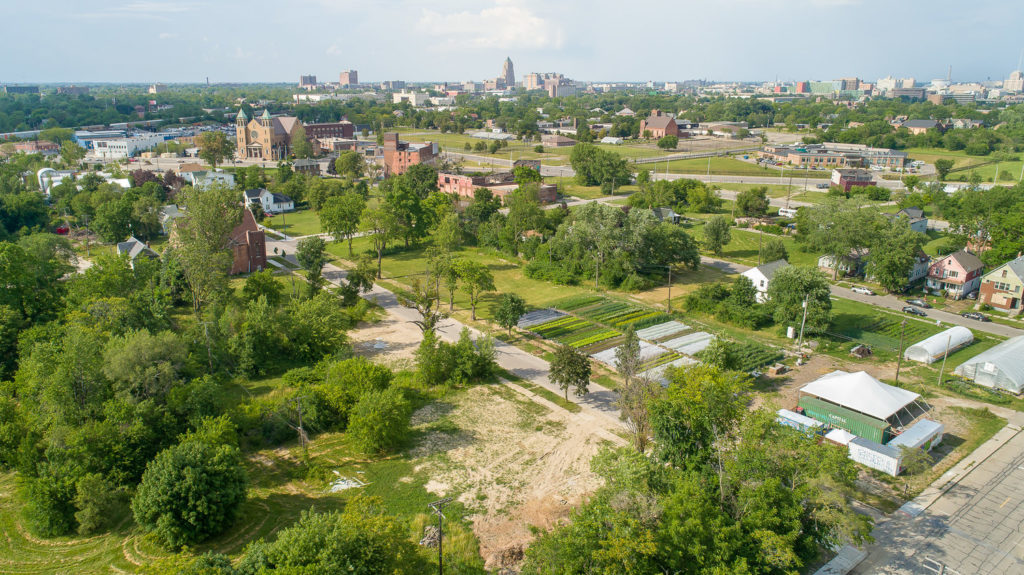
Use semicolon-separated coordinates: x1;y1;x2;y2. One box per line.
741;259;790;303
979;254;1024;312
116;236;160;268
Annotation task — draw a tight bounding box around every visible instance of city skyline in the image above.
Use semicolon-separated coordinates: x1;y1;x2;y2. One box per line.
5;0;1024;84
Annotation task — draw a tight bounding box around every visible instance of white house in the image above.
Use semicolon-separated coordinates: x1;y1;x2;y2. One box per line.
741;259;790;303
243;188;294;214
185;170;236;189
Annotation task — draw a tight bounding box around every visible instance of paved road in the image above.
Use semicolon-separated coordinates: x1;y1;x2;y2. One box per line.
853;426;1024;574
701;252;1023;339
266;236;627;431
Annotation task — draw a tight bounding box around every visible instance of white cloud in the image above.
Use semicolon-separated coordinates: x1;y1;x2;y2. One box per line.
326;44;343;56
120;1;195;13
158;32;177;40
415;0;564;51
233;47;253;60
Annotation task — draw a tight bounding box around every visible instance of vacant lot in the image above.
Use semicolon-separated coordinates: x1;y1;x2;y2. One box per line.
263;209;322;237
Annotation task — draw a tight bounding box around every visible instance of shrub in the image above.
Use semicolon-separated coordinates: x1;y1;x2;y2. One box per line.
348;388;412;454
132;440;247;549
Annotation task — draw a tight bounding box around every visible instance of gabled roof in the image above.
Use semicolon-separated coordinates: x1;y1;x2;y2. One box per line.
243;189;263;200
901;119;941;129
987;254;1024;281
292;158;319;167
116;236;160;261
643;115;676;130
800;370;920;420
945;249;984;271
271;192;292;204
898;207;924;219
749;258;790;281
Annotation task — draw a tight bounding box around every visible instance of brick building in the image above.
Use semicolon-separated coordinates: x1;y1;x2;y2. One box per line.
304;121;355;141
339;70;358;86
382;133;437;175
831;169;875;191
639;110;680;139
229;209;267;275
438;172;557;204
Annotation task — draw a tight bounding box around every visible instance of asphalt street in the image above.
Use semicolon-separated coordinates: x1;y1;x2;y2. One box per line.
853;427;1024;574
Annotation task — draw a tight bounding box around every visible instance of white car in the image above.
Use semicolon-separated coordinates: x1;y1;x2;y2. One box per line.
851;286;874;296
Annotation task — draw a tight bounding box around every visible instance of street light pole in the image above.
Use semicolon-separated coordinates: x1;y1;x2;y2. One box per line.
797;294;810;351
428;497;453;575
895;319;908;385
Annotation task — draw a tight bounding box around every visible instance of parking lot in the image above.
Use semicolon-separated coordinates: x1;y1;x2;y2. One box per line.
853;427;1024;574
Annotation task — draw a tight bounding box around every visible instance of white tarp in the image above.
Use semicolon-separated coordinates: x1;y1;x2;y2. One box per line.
591;341;664;369
825;428;857;446
800;370;920;421
636;321;689;342
662;331;715;356
904;326;973;364
954;336;1024;394
517;309;566;329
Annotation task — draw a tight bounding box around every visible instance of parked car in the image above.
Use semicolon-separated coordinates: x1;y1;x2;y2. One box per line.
961;312;991;322
905;298;932;309
816;183;830;189
851;286;874;296
903;306;927;317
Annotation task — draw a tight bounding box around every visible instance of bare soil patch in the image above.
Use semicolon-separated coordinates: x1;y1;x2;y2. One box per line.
348;316;422;370
411;385;621;569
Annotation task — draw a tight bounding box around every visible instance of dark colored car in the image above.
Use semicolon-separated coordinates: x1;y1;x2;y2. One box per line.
905;298;932;309
902;306;927;317
961;312;991;322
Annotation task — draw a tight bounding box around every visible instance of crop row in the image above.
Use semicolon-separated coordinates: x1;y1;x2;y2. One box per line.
532;318;592;339
567;330;621;349
638;351;682;372
553;294;605;311
734;344;784;372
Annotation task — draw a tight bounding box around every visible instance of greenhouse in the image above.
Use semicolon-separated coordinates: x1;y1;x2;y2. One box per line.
903;326;974;364
954;336;1024;394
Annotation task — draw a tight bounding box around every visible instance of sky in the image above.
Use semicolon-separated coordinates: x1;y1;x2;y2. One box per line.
5;0;1024;84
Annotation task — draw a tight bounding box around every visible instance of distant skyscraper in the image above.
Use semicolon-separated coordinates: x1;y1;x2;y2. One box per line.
299;75;317;89
1004;70;1024;93
339;70;358;87
502;57;515;88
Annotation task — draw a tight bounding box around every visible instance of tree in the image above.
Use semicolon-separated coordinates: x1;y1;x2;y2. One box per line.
569;143;632;189
348;388;412;454
765;265;832;333
175;184;242;313
74;473;120;535
736;186;770;216
657;135;679;150
703;215;732;255
338;254;376;306
242;269;285;307
615;325;642;387
494;293;527;335
934;158;954;181
251;496;423;573
290;124;313;159
761;236;789;262
60;141;85;167
363;206;396;278
197;131;233;170
319;191;365;257
397;278;446;334
455;260;495;320
131;440;247;549
696;339;741;371
549;344;591;401
334;150;364;179
296;236;328;297
867;219;926;293
102;330;188;402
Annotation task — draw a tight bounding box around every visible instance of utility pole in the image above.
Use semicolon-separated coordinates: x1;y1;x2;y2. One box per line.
936;334;952;386
428;497;453;575
895;319;908;385
797;294;810;351
667;265;672;313
758;229;763;265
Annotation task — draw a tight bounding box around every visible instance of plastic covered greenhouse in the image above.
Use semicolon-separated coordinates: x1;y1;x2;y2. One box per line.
954;336;1024;394
903;326;974;364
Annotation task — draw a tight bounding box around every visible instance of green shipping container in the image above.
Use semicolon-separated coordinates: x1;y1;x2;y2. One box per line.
798;396;891;443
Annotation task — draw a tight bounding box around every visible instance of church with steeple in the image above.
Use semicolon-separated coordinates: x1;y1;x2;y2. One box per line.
234;108;301;161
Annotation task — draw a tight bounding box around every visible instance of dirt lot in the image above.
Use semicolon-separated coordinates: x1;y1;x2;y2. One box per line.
348;315;423;370
409;385;622;570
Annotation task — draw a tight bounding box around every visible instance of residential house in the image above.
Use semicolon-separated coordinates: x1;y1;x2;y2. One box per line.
947;118;984;130
886;207;928;233
819;249;870;278
978;255;1024;312
184;170;235;189
228;209;267;275
741;259;791;303
909;250;931;284
900;119;943;135
116;236;160;268
926;249;984;298
243;189;295;214
615;107;636;117
639;110;679;139
159;205;185;235
652;207;681;224
292;158;321;176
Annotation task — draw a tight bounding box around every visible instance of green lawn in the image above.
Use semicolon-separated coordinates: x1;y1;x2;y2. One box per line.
684;222;819;268
718;183;804;198
263;209;322;237
549;177;639;200
664;156;784;177
905;147;1024;183
922;230;959;257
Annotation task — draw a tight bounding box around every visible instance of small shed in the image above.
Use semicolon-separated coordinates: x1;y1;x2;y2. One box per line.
904;326;973;364
825;428;857;446
849;437;902;476
888;419;944;452
954;336;1024;393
